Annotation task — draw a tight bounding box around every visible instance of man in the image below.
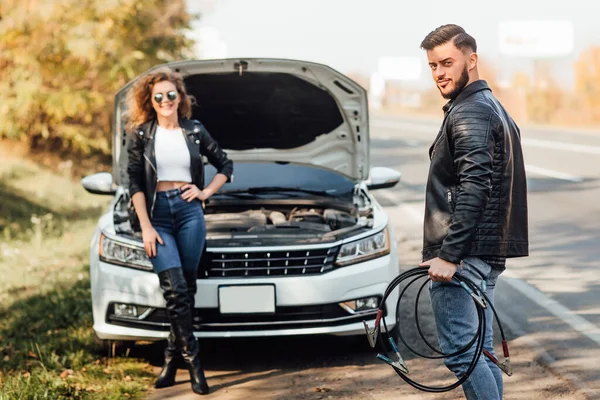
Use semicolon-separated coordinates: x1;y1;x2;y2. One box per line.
418;24;528;399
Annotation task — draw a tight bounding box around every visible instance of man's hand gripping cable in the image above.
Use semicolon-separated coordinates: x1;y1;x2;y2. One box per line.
362;266;512;393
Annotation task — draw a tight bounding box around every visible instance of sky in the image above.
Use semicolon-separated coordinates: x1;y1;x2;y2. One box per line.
187;0;600;89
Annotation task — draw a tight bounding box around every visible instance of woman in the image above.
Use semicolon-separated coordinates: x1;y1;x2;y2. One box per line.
126;67;233;395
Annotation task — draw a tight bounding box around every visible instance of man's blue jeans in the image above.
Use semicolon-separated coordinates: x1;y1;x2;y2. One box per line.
429;257;504;399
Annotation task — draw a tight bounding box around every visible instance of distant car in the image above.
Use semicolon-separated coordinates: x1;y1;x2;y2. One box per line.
82;59;402;344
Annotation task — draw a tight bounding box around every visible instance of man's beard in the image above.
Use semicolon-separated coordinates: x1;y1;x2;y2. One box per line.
439;66;469;100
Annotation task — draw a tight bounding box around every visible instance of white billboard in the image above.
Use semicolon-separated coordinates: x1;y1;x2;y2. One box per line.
377;56;422;81
368;72;385;109
498;21;574;58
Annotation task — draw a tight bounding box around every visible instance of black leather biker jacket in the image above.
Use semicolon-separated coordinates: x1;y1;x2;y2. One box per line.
422;80;528;265
127;118;233;220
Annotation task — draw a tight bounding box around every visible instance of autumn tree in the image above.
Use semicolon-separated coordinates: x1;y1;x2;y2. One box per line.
477;58;499;92
574;46;600;124
0;0;197;162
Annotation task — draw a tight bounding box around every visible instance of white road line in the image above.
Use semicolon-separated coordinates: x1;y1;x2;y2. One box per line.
380;194;600;348
495;303;598;397
375;189;398;204
377;167;600;348
502;270;600;347
371;120;437;133
525;164;584;183
400;203;424;222
522;138;600;155
376;190;424;222
372;119;600;155
372;118;599;140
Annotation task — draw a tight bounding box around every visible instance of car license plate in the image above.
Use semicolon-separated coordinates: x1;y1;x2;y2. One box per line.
218;285;275;314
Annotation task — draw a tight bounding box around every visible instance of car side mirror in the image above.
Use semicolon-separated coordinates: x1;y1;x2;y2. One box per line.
81;172;116;195
366;167;401;190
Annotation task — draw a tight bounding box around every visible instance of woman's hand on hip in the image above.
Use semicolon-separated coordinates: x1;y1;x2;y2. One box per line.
142;225;164;258
181;184;209;202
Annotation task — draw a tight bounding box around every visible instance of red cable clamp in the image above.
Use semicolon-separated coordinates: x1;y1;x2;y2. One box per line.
363;309;384;348
483;340;512;376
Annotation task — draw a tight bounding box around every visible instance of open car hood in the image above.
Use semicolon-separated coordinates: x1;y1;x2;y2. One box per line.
112;58;369;186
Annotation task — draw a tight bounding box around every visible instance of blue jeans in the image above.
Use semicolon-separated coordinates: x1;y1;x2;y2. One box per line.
149;188;206;275
429;257;504;399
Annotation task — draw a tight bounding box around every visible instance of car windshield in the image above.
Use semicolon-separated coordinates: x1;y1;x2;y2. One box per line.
204;162;355;199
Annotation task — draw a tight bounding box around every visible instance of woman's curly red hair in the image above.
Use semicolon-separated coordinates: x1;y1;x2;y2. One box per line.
125;66;194;132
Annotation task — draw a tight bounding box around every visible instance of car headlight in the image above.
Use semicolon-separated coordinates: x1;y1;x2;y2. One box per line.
99;234;153;271
335;228;390;266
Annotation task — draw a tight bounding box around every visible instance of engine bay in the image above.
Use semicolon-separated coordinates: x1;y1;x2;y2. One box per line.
113;188;374;243
203;206;359;234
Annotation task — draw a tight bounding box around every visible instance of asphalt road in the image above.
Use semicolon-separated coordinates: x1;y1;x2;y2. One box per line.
369;114;600;398
142;115;597;399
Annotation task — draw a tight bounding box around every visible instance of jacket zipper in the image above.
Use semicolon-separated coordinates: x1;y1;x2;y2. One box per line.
447;188;456;211
144;154;159;217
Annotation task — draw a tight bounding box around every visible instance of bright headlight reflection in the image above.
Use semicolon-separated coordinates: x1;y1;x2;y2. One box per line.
336;229;390;266
99;234;153;271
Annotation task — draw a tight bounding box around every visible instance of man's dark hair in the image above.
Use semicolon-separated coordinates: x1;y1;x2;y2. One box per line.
420;24;477;53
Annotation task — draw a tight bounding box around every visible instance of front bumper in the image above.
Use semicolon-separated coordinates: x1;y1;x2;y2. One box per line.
91;252;399;340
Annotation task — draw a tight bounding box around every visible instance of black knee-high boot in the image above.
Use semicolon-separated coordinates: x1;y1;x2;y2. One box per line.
154;325;179;388
158;268;209;395
183;269;199;325
155;269;199;388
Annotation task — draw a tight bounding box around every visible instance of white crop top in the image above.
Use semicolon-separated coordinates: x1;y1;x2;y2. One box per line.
155;125;192;182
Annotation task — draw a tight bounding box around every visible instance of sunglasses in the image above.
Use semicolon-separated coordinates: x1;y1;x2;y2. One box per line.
153;90;178;104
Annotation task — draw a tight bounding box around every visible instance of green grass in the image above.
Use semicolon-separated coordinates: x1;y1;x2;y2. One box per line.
0;152;156;399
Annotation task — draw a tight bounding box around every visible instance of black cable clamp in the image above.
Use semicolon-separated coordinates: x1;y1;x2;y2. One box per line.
363;266;512;393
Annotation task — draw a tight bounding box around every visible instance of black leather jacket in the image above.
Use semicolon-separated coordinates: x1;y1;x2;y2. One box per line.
422;80;528;265
127;118;233;219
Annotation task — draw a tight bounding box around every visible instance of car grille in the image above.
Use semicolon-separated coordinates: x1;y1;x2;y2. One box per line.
203;246;340;278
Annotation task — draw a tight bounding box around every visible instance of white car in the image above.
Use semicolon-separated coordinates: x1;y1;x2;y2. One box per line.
82;59;402;345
